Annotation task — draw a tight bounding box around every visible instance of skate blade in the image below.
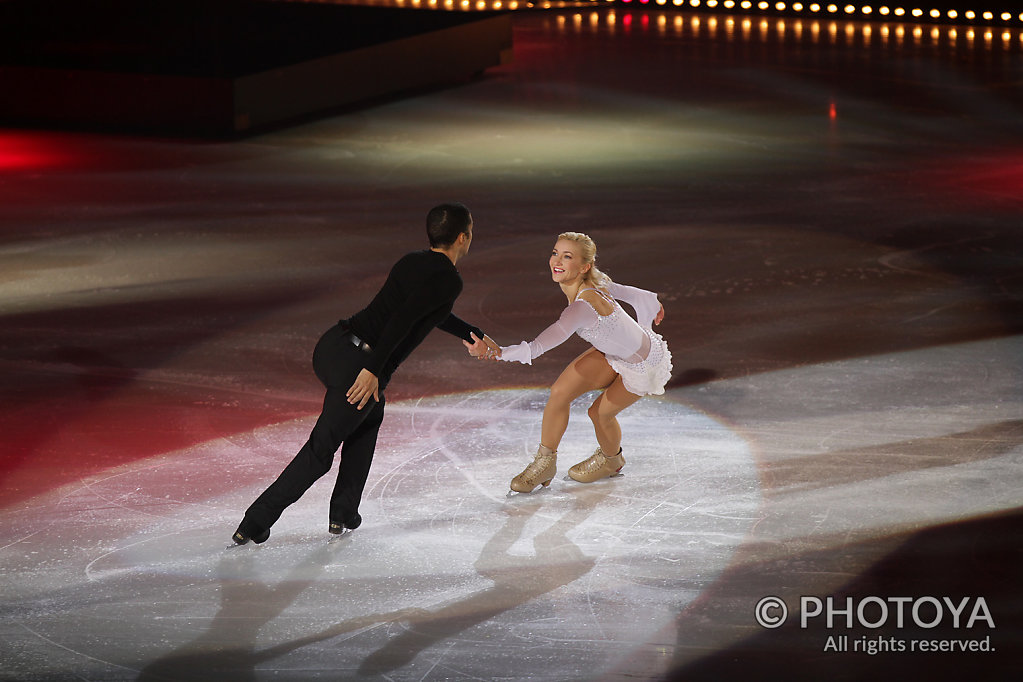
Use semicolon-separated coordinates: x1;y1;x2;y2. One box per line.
327;529;354;543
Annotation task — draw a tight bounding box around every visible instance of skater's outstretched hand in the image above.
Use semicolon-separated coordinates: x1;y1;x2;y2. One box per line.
464;332;501;361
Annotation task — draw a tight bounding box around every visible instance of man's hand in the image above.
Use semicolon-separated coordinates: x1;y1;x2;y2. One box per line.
346;369;379;410
464;333;501;361
654;303;665;326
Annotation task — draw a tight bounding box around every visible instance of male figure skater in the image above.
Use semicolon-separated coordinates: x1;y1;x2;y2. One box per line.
233;202;497;545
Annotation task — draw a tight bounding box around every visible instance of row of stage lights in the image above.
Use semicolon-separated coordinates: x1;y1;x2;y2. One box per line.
549;10;1023;46
618;2;1023;26
295;0;1023;25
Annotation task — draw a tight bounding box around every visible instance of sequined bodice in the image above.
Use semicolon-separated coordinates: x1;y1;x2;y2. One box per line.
576;302;622;350
575;290;649;363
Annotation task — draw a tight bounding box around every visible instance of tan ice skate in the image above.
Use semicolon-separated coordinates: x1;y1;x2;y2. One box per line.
568;447;625;483
510;444;557;493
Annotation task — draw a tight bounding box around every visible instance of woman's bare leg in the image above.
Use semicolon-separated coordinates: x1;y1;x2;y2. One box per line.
587;376;643;457
540;348;617;450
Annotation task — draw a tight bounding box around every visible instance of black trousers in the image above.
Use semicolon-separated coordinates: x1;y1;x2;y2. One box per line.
241;323;386;535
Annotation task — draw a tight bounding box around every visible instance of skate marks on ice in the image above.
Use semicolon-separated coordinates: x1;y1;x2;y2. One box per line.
0;389;758;681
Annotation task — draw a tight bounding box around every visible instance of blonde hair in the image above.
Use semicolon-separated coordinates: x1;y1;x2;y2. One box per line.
557;231;612;287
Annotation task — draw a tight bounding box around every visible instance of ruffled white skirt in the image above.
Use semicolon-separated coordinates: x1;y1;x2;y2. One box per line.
605;328;672;396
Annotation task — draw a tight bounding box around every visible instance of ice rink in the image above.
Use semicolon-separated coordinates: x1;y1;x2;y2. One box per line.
2;6;1022;681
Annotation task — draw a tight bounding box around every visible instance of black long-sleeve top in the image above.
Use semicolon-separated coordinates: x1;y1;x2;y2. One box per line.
345;249;484;385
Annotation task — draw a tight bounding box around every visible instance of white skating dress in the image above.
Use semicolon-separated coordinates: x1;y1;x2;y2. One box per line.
499;282;673;396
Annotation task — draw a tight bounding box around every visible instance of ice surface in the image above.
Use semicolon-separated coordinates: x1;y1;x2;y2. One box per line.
0;390;758;681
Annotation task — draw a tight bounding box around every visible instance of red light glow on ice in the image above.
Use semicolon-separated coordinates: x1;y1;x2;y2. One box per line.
908;149;1023;206
0;133;69;171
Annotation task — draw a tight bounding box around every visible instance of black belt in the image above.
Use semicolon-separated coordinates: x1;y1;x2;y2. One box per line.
346;330;372;353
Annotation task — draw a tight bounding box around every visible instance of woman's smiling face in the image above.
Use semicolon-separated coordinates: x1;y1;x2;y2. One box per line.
550;239;591;284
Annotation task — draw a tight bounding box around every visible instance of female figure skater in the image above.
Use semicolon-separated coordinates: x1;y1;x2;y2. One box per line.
493;232;672;493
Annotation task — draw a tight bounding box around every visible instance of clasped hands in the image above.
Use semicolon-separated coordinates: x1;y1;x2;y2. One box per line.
464;333;501;361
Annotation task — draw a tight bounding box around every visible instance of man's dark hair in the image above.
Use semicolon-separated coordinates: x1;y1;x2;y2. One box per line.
427;203;472;248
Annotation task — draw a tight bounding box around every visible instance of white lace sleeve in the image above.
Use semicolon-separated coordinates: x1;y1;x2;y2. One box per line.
606;281;661;328
499;301;598;365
